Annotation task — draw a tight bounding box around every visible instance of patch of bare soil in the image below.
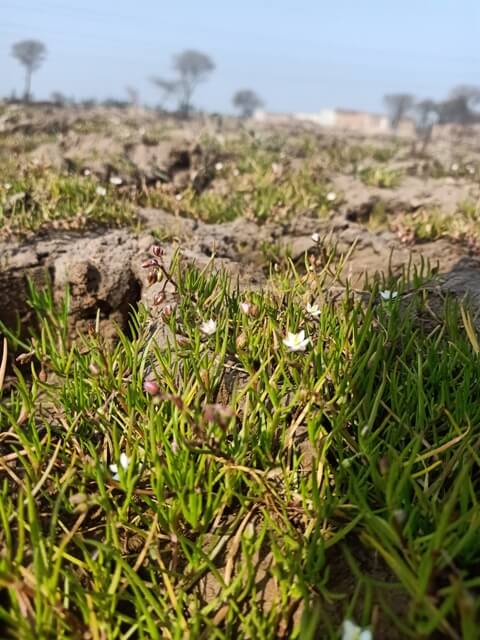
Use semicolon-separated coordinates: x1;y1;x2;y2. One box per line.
2;206;480;346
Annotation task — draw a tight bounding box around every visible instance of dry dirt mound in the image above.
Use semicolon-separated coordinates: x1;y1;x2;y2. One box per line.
1;208;479;345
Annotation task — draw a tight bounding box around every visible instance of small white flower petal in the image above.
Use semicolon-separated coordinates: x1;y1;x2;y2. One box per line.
311;232;320;243
200;319;217;335
109;176;122;185
342;619;372;640
283;330;311;352
306;303;321;317
326;191;336;201
109;453;130;480
379;290;398;301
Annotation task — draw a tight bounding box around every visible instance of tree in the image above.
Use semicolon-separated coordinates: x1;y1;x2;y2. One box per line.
383;93;414;130
125;86;139;108
413;99;438;151
173;50;215;116
50;91;68;107
11;39;47;102
437;85;480;125
232;89;263;118
449;85;480;108
150;77;180;110
414;99;438;132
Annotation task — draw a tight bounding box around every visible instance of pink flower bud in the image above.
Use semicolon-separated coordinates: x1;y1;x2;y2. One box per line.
142;258;160;269
89;362;100;376
162;304;173;319
143;379;160;396
153;292;165;306
147;270;158;286
151;245;164;258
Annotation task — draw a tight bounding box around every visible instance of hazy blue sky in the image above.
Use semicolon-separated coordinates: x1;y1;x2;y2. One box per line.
1;0;479;113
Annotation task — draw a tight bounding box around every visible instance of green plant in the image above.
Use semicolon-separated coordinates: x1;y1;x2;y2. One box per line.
0;247;479;638
359;166;403;188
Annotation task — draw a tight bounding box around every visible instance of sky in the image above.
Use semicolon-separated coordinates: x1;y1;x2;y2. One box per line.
1;0;479;114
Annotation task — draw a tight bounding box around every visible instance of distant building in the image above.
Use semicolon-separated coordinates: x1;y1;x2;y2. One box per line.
253;108;415;136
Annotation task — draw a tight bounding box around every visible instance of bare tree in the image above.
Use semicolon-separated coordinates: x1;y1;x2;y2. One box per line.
449;85;480;108
437;85;480;125
126;86;139;109
11;39;47;102
150;77;180;110
383;93;414;130
414;99;438;151
232;89;263;118
50;91;67;107
173;50;215;116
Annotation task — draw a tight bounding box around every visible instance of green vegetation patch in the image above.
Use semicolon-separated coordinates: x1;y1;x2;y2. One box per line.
0;163;137;236
359;166;403;189
0;249;479;638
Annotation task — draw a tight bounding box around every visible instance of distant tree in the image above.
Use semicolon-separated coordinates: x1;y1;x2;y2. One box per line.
437;85;480;125
51;91;67;107
383;93;414;130
80;98;98;109
413;99;438;151
173;50;215;116
150;77;180;110
449;85;480;109
102;97;129;108
232;89;263;118
126;86;139;108
11;39;47;102
414;99;438;132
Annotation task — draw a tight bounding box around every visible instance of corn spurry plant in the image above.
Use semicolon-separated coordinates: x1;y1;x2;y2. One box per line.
0;246;480;639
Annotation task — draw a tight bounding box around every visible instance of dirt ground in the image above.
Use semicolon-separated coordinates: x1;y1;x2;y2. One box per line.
1;102;480;338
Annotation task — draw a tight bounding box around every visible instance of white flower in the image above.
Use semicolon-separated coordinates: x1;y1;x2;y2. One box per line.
379;290;398;301
271;162;281;174
326;191;336;201
311;232;320;243
109;453;130;480
175;193;183;201
341;619;372;640
83;168;91;176
467;164;475;175
200;319;217;335
95;186;107;196
4;182;11;190
306;303;321;318
283;330;311;352
450;163;459;172
240;302;251;314
109;176;123;185
214;162;224;171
